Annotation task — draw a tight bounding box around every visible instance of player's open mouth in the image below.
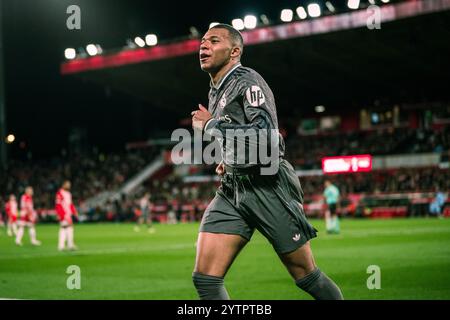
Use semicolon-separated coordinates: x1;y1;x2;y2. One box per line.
200;53;211;62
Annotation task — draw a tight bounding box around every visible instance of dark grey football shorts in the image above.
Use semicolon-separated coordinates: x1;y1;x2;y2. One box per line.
199;159;318;254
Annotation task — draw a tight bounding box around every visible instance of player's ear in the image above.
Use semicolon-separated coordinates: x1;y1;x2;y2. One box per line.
230;46;241;59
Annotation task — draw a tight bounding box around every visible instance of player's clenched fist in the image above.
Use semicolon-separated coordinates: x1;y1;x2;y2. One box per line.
191;104;212;131
215;161;225;176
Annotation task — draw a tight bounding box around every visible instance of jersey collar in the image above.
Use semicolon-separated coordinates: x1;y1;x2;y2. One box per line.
210;63;242;90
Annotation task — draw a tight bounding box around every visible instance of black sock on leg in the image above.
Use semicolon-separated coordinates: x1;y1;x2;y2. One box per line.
295;268;344;300
192;272;230;300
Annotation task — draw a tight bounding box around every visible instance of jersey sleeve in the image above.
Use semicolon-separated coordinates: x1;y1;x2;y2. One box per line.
55;192;65;216
70;203;77;215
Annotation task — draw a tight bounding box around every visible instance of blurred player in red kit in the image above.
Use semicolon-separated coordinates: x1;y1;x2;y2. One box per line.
55;180;78;251
5;194;19;237
16;186;41;246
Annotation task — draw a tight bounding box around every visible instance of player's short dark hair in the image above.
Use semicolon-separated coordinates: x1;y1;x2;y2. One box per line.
210;23;244;57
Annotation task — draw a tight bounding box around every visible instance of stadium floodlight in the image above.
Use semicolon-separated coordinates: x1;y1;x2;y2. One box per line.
325;1;336;13
145;34;158;46
381;0;390;3
296;6;308;19
231;18;245;31
86;44;99;56
315;105;325;113
368;0;376;4
209;22;220;29
6;134;15;144
280;9;294;22
134;36;146;48
347;0;360;9
244;15;257;29
307;3;322;18
64;48;76;60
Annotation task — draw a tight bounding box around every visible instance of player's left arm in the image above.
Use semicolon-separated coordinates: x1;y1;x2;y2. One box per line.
70;203;78;217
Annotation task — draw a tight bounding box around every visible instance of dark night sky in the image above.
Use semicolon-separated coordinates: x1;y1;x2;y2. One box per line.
1;0;398;158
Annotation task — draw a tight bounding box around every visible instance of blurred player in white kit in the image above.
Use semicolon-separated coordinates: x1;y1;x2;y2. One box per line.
55;180;78;251
5;194;19;237
16;186;41;246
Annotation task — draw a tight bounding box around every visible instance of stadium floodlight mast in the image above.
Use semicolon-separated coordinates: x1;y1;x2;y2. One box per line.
145;34;158;46
244;15;257;29
348;0;360;9
134;36;146;48
307;3;322;18
64;48;76;60
280;9;294;22
296;6;308;20
231;18;245;31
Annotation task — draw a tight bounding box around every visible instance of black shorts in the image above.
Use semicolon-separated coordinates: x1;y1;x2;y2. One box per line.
328;203;337;215
199;159;317;254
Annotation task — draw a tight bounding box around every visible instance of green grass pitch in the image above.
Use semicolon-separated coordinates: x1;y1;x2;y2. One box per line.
1;218;449;299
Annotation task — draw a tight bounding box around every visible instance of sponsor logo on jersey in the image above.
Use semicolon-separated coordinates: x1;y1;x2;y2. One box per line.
218;114;232;123
292;234;301;242
219;94;227;108
245;85;265;107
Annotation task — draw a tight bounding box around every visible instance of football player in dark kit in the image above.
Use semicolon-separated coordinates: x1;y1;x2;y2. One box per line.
191;24;343;300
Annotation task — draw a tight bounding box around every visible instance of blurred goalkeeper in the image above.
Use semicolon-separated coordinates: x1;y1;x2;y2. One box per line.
190;24;343;300
55;180;78;251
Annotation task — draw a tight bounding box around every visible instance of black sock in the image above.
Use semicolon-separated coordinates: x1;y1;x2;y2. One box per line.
192;272;230;300
295;268;344;300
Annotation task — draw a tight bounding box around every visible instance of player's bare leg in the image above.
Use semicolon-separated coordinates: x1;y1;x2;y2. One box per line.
58;225;67;251
279;241;343;300
7;221;16;237
29;225;41;246
146;216;155;234
193;232;248;299
15;223;24;246
67;225;77;250
134;217;143;232
324;209;332;233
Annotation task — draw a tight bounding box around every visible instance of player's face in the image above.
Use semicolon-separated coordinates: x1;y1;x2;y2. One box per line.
63;181;71;190
199;28;233;73
9;195;15;201
26;187;33;196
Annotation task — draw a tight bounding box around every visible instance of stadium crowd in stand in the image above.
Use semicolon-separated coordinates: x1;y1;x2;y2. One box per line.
285;126;450;169
0;148;158;211
1;125;448;222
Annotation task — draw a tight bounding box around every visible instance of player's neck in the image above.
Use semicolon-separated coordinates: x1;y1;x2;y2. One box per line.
210;61;240;87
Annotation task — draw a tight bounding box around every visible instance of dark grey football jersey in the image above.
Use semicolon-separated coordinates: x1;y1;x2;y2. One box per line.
204;64;285;169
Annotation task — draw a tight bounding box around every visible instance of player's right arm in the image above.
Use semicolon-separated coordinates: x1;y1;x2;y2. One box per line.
55;191;65;218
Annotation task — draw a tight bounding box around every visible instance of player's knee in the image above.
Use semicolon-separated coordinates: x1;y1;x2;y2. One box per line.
295;268;343;300
192;272;230;300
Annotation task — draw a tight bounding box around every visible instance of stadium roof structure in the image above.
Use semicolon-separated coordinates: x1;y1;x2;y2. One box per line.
61;0;450;117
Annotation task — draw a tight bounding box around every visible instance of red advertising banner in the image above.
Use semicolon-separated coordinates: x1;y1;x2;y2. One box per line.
322;154;372;174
